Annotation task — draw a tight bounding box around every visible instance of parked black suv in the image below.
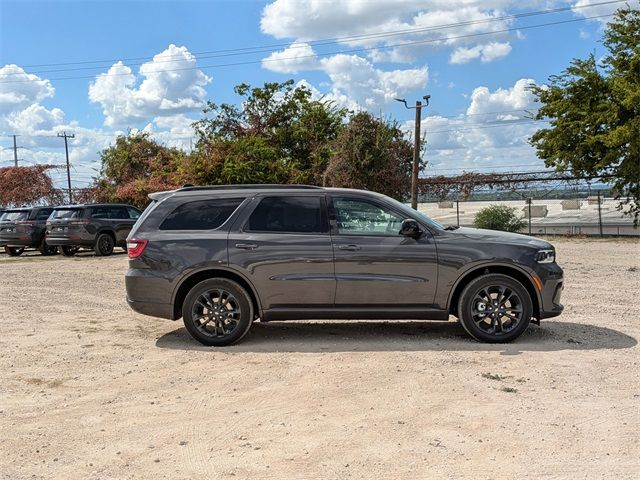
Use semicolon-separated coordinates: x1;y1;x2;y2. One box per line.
125;185;564;346
46;203;142;256
0;206;58;256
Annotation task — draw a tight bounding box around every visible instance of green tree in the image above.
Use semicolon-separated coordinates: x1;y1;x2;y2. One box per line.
474;205;527;233
192;80;346;185
530;7;640;222
323;112;415;200
95;132;184;207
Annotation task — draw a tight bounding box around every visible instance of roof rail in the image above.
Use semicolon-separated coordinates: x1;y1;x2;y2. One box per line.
177;184;323;192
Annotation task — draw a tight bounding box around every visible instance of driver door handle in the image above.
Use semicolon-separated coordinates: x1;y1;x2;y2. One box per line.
337;244;361;251
235;243;258;250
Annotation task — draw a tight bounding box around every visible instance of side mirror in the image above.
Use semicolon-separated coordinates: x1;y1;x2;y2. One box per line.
399;218;421;238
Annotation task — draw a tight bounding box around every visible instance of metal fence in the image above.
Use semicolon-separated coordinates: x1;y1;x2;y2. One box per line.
418;188;638;237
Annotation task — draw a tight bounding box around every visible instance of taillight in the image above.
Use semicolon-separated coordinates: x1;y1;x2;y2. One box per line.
127;239;148;259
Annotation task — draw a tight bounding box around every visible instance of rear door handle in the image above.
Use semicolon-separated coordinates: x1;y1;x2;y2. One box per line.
235;243;258;250
337;244;361;251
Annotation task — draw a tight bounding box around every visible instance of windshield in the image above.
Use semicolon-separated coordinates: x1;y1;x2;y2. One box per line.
50;209;82;220
0;211;29;222
385;197;445;230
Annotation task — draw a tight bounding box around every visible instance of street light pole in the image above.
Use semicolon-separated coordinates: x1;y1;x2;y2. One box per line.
396;95;430;210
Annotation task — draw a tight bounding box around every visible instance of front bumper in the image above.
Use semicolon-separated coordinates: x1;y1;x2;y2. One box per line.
533;263;564;319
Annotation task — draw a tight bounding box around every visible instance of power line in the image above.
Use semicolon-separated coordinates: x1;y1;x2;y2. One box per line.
11;0;627;71
0;13;615;84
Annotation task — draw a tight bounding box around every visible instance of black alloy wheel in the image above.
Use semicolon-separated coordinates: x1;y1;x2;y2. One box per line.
458;274;532;343
4;246;25;256
182;278;253;347
39;240;58;256
94;233;115;256
61;246;80;257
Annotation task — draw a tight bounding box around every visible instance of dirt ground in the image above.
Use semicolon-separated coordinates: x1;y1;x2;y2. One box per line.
1;238;639;479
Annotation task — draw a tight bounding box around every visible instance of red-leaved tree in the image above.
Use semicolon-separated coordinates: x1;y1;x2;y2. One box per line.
0;165;63;207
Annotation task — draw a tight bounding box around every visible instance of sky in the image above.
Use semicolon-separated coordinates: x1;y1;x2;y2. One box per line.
0;0;637;189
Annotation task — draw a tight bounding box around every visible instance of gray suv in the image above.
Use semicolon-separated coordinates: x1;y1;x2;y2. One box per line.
125;185;564;346
46;203;141;256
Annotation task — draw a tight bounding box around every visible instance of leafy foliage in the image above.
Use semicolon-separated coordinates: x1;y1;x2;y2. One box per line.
0;165;63;207
323;112;415;200
94;131;183;207
193;80;346;185
474;205;527;233
530;7;640;223
89;81;419;206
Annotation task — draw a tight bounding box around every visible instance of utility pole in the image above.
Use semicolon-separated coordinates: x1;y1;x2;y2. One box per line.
57;132;75;203
396;95;430;210
11;134;19;167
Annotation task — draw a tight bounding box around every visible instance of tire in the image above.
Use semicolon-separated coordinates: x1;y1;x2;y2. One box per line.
5;246;24;256
61;246;80;257
94;233;115;256
38;240;58;256
182;278;254;347
458;274;532;343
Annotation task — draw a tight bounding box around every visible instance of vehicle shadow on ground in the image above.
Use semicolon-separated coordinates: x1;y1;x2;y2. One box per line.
155;320;637;354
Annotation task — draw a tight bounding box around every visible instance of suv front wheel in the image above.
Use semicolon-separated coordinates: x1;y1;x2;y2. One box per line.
182;278;254;347
458;274;532;343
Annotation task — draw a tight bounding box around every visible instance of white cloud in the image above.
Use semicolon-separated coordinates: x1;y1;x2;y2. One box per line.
466;78;537;117
319;54;428;109
261;42;320;73
261;1;517;63
401;78;546;173
0;64;55;114
450;42;512;64
88;44;211;127
571;0;634;23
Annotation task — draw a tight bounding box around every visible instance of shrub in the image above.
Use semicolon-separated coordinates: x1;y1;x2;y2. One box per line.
474;204;527;233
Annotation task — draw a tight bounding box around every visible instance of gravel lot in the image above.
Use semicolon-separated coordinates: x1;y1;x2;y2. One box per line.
1;238;639;479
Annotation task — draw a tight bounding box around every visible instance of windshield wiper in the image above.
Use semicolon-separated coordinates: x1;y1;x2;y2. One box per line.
444;225;460;230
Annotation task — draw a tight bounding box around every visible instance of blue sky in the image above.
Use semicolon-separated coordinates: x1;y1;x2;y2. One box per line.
0;0;636;187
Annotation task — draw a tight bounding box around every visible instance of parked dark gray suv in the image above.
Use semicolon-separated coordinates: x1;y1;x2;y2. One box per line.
46;203;141;256
125;185;564;346
0;206;57;256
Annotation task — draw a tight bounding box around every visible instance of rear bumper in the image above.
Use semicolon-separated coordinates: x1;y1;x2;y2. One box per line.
0;234;38;248
46;237;94;247
125;268;176;320
126;297;174;320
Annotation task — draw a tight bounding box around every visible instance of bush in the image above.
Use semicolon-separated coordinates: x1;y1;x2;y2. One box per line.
474;205;527;233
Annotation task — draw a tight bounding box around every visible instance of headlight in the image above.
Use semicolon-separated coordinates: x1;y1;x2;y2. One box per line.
535;249;555;263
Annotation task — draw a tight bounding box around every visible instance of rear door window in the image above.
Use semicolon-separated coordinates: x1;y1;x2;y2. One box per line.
90;207;109;219
160;198;244;230
50;208;83;220
246;196;328;234
109;206;130;219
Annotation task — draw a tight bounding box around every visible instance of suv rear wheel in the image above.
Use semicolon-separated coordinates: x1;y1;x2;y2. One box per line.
94;233;114;256
458;274;532;343
39;240;58;256
61;246;80;257
5;246;24;256
182;278;254;347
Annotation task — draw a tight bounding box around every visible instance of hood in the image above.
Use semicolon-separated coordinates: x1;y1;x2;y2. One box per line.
452;227;552;249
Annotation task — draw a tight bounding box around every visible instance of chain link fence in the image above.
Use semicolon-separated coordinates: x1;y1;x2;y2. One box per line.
417;186;638;237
